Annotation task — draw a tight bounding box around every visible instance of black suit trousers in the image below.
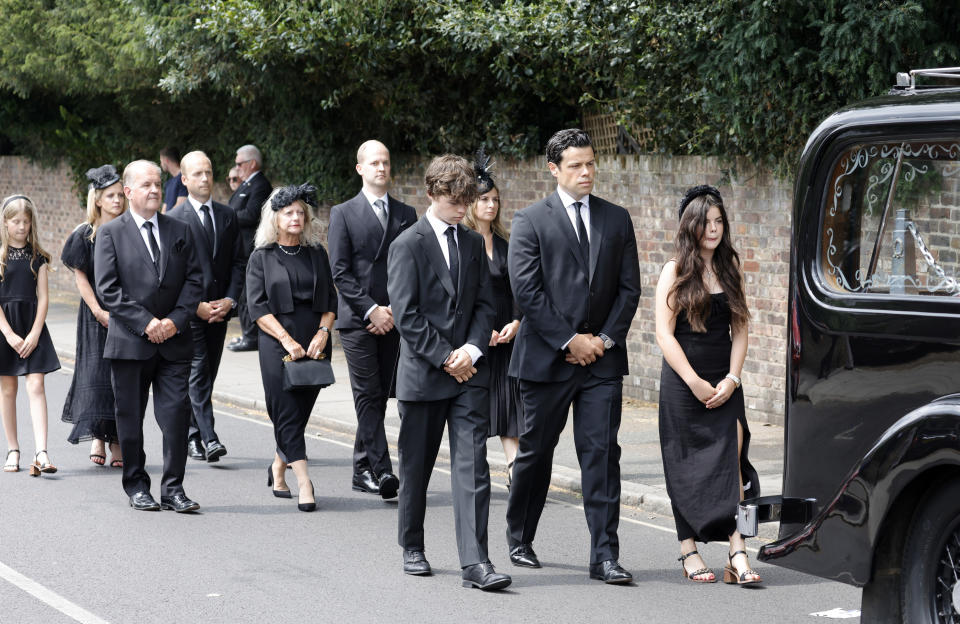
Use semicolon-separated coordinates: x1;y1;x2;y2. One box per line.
110;355;192;498
397;385;491;568
186;319;229;444
339;327;398;476
506;369;623;564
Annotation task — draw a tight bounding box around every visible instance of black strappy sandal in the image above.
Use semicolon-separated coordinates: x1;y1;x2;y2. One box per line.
678;550;716;583
723;550;762;585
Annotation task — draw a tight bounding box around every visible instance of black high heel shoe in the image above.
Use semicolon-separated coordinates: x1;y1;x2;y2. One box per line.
298;480;317;512
267;465;292;499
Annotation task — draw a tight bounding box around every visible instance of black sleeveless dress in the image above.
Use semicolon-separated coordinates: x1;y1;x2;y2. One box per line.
658;292;759;542
0;245;60;376
486;235;522;438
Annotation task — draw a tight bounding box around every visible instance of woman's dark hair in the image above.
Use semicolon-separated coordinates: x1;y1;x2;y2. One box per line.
668;191;750;332
545;128;592;165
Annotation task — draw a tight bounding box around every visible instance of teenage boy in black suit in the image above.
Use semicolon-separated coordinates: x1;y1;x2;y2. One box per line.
167;151;244;463
505;129;641;583
94;160;204;512
328;140;416;499
387;155;510;591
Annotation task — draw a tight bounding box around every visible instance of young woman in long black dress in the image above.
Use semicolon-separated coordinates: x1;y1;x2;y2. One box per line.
60;165;126;467
655;185;761;585
463;150;522;487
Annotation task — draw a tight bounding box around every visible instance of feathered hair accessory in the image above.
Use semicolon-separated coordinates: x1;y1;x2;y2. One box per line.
473;148;496;194
271;183;318;212
678;184;723;220
85;164;121;190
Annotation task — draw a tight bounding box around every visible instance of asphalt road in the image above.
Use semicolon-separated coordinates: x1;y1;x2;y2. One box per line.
0;368;862;624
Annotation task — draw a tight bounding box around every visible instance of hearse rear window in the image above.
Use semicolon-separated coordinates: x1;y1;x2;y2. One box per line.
820;140;960;298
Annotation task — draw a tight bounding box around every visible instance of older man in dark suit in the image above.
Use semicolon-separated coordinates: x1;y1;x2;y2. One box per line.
94;160;204;512
328;140;416;499
167;151;244;463
505;129;641;583
228;144;273;352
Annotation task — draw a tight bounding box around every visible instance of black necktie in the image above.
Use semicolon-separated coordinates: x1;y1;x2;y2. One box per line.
143;221;161;278
444;226;459;294
573;201;589;265
200;205;215;252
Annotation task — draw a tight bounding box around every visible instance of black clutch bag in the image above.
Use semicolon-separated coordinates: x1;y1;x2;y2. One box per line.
281;354;335;391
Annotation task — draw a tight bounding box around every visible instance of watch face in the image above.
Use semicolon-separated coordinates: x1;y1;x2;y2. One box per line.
604;339;614;349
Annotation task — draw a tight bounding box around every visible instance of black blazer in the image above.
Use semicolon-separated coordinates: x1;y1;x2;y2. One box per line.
94;211;203;361
328;192;417;329
166;199;244;317
229;172;273;256
507;192;641;382
387;216;496;401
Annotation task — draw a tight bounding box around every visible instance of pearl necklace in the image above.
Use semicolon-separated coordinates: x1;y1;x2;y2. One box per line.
279;244;302;256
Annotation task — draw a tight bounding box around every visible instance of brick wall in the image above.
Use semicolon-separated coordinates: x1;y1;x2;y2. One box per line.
1;154;793;424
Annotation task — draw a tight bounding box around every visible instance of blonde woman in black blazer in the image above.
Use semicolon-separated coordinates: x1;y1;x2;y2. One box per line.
245;184;337;512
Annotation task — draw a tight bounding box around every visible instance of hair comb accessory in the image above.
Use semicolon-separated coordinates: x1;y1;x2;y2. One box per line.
85;165;121;190
679;185;723;220
271;183;318;212
473;147;496;194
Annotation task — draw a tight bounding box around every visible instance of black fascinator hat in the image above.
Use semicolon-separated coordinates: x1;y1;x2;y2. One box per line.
85;164;121;190
678;185;723;220
271;183;318;212
473;148;496;195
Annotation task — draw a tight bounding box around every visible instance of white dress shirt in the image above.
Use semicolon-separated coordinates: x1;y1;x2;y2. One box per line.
187;195;217;241
557;186;591;350
130;210;161;262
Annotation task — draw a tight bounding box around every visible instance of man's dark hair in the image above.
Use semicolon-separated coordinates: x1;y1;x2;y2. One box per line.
545;128;593;165
159;147;181;162
424;154;478;205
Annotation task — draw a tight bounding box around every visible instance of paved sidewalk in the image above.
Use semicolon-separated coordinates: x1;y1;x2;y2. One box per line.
46;293;785;521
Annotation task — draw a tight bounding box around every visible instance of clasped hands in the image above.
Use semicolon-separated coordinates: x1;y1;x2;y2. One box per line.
564;333;605;366
4;330;40;359
281;328;329;361
489;320;520;347
144;318;178;344
691;377;736;409
366;305;394;335
197;298;234;323
444;348;476;383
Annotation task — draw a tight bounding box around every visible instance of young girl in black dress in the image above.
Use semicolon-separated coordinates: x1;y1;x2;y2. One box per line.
0;195;61;476
655;186;761;585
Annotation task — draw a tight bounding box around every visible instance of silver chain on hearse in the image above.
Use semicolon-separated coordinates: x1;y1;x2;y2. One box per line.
905;221;960;296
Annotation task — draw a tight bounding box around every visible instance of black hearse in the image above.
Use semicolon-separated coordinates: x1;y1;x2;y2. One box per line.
738;68;960;623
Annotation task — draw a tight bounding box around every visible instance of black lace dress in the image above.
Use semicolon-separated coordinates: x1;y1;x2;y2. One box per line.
486;235;522;438
0;245;60;376
658;292;760;542
60;225;117;444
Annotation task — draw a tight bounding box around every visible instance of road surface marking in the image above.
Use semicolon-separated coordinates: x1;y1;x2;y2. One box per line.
0;561;110;624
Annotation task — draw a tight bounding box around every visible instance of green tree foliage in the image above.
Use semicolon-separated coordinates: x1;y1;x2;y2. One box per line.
0;0;957;199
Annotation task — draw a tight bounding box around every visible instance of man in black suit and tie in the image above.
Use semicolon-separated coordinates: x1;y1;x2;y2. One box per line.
94;160;204;512
505;129;641;583
227;144;273;352
387;155;511;591
167;151;244;463
328;140;416;499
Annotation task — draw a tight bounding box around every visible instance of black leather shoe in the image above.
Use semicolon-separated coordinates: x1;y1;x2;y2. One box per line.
589;559;633;584
227;339;257;352
187;438;206;461
377;472;399;500
205;440;227;463
461;561;512;591
402;550;431;576
160;493;200;513
351;469;380;495
509;544;541;568
128;491;160;511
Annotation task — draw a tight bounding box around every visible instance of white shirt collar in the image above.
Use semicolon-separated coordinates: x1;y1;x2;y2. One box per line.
187;195;212;212
244;170;260;184
557;186;590;210
425;209;458;238
130;210;159;230
361;188;389;210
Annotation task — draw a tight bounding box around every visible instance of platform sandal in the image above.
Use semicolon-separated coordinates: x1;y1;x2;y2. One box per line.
678;550;716;583
723;550;762;585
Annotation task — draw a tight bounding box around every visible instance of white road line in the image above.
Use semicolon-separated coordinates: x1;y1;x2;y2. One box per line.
0;562;110;624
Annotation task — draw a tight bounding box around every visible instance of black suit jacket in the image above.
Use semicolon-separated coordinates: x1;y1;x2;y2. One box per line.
328;192;417;329
166;199;244;318
229;172;273;256
507;192;641;382
94;211;203;361
387;216;496;401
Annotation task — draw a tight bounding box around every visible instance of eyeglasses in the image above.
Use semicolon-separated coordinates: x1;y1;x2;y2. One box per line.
235;158;252;167
229;177;239;183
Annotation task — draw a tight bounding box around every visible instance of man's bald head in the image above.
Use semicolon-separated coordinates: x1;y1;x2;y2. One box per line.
122;160;163;218
180;151;214;203
357;140;389;164
355;140;391;194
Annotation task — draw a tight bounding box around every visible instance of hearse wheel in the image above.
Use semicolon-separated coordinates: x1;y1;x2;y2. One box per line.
902;478;960;623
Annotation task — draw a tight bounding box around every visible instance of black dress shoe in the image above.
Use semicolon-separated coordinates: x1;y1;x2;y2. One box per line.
351;469;380;495
205;440;227;463
187;438;206;461
461;561;512;591
589;559;633;584
377;472;399;500
227;339;257;352
402;550;431;576
509;543;541;568
128;491;160;511
160;493;200;513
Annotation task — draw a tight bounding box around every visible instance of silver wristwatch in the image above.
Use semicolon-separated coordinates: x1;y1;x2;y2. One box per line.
598;333;615;350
